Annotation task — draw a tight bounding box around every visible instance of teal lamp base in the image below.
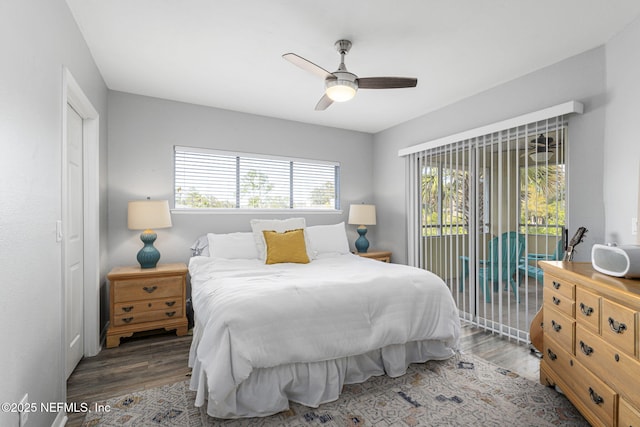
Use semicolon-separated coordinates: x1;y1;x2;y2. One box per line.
355;227;370;253
137;230;161;269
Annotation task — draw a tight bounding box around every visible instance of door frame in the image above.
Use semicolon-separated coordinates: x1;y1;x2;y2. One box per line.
61;67;100;365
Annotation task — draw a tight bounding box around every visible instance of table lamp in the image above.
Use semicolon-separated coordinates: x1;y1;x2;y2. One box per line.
348;204;376;253
128;199;172;269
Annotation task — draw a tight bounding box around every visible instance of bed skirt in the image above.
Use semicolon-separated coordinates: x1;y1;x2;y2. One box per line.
188;322;457;419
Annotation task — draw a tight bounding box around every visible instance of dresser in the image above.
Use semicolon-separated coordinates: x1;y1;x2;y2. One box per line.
539;261;640;426
106;263;189;348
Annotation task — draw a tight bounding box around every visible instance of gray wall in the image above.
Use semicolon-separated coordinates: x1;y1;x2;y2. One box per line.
107;91;374;270
0;1;108;426
604;15;640;245
373;47;607;265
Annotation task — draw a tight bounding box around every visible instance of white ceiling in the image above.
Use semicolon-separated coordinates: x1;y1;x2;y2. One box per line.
65;0;640;134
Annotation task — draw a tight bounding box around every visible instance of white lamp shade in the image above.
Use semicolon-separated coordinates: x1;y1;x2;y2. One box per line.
348;204;376;226
127;200;172;230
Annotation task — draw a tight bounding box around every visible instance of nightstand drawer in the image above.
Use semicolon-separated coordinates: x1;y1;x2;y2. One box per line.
113;306;183;326
114;297;182;315
113;276;183;302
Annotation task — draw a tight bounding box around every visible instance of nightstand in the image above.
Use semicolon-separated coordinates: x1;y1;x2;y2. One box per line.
106;263;189;348
356;250;392;263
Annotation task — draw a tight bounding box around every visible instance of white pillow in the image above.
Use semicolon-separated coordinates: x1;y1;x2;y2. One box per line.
306;222;350;258
250;218;311;261
207;232;258;259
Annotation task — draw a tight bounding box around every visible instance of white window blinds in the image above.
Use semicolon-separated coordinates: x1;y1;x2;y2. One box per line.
174;146;340;210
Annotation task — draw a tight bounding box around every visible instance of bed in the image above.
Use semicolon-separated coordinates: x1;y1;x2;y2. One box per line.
188;219;461;419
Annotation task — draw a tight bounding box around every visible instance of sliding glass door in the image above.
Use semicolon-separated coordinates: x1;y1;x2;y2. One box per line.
406;118;567;342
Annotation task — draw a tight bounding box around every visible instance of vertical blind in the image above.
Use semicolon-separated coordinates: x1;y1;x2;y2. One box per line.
174;146;340;210
401;102;583;342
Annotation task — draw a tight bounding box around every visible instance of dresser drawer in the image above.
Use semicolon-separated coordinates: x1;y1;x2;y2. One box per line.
113;297;182;315
576;287;600;333
576;324;640;405
619;398;640;427
545;275;575;300
544;307;575;353
544;288;575;318
113;276;183;302
113;306;183;327
543;335;573;373
567;358;617;427
602;298;637;357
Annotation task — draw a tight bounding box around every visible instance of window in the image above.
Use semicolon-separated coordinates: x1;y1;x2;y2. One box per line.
174;146;340;210
518;163;565;236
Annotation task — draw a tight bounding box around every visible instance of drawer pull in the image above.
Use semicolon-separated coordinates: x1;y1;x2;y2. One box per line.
165;311;176;318
121;306;134;312
122;317;134;324
552;296;561;305
551;320;562;332
552;281;561;289
579;341;594;356
143;285;158;293
165;301;176;307
588;387;604;405
579;303;593;317
546;349;557;361
608;317;627;334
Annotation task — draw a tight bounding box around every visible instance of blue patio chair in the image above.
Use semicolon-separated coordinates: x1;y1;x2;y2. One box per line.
459;231;525;302
518;238;565;284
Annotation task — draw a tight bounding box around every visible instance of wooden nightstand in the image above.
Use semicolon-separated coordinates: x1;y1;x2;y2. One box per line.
356;250;392;263
106;263;189;348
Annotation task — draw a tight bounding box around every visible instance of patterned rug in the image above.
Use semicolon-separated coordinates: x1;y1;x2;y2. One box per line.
82;353;587;426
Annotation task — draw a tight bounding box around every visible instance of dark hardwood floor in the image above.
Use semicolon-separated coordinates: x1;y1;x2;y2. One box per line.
65;324;541;426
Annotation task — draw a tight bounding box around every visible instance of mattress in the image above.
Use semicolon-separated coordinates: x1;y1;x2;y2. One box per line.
188;253;460;418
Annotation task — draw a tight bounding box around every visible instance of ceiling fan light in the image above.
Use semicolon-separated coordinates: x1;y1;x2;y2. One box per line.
325;79;357;102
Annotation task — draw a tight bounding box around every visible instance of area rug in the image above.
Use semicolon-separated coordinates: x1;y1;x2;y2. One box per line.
82;353;587;426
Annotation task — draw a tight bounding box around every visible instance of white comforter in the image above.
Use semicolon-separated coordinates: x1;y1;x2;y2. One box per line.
188;254;460;416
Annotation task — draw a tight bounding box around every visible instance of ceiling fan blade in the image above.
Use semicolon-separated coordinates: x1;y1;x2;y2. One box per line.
282;53;333;79
357;77;418;89
314;94;333;111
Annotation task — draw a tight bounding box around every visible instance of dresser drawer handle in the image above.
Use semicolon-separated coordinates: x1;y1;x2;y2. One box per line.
165;311;176;318
608;317;627;334
551;320;562;332
143;285;158;293
579;303;593;316
546;349;557;361
122;317;134;324
165;301;176;307
121;306;134;313
552;281;561;289
552;296;561;305
579;341;594;356
588;387;604;405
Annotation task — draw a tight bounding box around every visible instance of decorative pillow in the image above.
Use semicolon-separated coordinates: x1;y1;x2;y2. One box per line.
250;218;311;261
306;222;350;258
263;229;310;265
207;232;258;259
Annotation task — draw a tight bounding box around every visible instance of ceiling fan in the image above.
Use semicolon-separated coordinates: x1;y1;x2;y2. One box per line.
283;39;418;111
526;134;558;162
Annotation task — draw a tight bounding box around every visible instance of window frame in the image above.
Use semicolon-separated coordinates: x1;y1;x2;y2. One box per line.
173;146;341;213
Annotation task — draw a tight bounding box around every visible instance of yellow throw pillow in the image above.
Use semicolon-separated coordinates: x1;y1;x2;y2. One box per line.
263;228;310;265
